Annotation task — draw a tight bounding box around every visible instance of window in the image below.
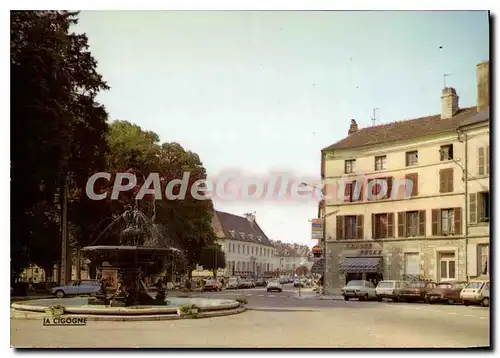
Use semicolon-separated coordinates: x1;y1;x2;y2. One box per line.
440;144;453;161
344;180;363;202
470;191;490;223
441;209;455;235
345;159;356;174
406;151;418;166
229;230;236;238
478;244;489;276
406;211;419;237
251;247;254;255
404;253;420;277
336;215;364;240
240;232;245;240
398;211;426;237
228;244;232;253
367;177;393;201
260;248;262;256
439;168;454;193
432;208;461;236
478;146;490;175
371;213;395;239
247;246;249;255
439;252;456;281
238;245;241;254
375;155;387;171
232;244;235;252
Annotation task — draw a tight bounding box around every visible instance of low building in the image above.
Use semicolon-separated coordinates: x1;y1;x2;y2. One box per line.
271;241;312;274
319;61;489;295
211;210;276;277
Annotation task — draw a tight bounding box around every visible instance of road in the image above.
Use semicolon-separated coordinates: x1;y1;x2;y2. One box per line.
11;284;490;348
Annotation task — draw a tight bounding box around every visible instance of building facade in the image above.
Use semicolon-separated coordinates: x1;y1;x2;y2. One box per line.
271;241;312;274
211;210;276;277
320;61;489;295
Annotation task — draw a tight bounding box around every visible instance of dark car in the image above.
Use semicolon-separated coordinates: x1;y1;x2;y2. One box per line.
255;278;267;287
400;281;437;302
425;281;467;304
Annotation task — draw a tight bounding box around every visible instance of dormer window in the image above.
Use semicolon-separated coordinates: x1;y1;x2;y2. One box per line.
248;234;254;241
240;232;246;240
229;230;236;238
256;236;262;242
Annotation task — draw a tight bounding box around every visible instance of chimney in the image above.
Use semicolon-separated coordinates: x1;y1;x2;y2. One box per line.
244;212;255;224
441;87;459;119
476;61;489;112
348;119;358;135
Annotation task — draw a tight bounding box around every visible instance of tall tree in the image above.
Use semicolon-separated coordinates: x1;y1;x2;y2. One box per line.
200;244;226;278
11;11;109;282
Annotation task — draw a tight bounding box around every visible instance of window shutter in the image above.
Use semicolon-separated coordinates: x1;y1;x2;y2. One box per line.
412;173;418;196
447;168;454;192
356;215;364;240
336;216;344;240
388;213;395;238
477;193;485;222
386;177;393;199
371;214;376;239
397;212;405;238
344;182;352;202
478;147;485;175
355;181;363;202
432;209;440;236
418;210;426;236
454;207;462;235
486;145;490;174
439;169;446;193
469;193;477;224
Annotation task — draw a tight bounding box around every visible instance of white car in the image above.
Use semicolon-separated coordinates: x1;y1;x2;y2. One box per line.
341;280;377;301
460;280;490;307
375;280;408;301
51;280;101;298
266;280;283;292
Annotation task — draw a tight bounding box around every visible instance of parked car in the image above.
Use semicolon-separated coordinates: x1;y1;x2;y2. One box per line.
425;281;467;304
399;281;437;302
341;280;377;301
376;280;408;301
255;278;267;287
51;280;101;298
226;277;241;289
293;278;305;288
461;279;490;307
203;279;222;292
267;280;283;292
239;279;255;289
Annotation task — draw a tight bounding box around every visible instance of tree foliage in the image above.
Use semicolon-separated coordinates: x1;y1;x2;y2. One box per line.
11;11;109;281
200;244;226;277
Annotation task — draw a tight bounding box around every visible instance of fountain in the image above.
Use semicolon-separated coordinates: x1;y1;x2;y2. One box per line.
11;169;246;320
81;203;176;307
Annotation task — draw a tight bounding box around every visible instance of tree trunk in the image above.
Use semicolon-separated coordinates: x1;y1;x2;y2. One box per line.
75;247;81;280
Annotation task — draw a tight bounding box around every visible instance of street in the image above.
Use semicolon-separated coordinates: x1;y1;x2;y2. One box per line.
11;284;490;348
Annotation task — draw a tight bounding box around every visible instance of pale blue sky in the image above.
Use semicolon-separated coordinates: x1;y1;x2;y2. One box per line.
74;11;489;246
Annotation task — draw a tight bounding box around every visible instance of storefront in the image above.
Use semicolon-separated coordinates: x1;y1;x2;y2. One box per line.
338;242;384;286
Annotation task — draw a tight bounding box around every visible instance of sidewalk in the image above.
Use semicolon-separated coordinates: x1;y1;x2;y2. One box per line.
319;288;344;301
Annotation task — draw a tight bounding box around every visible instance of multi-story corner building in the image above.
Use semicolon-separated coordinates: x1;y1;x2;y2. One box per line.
211;210;276;277
271;241;312;274
319;61;490;295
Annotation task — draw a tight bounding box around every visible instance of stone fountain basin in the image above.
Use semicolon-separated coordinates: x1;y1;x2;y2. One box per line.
11;297;240;316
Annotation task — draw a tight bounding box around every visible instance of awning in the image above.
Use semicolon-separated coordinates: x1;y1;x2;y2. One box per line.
339;257;382;273
311;258;325;274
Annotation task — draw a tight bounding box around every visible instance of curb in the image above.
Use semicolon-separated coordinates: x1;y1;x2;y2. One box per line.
319;296;344;301
11;307;246;322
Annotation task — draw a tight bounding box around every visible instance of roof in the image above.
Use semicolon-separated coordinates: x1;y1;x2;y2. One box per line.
214;210;273;247
323;107;478;151
271;240;310;257
457;107;490;129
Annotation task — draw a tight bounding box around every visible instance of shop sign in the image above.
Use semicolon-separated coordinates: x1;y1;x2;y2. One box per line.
311;218;323;240
344;243;382;256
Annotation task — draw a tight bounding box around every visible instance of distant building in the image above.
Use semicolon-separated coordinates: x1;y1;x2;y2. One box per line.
271;241;312;274
209;210;276;277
